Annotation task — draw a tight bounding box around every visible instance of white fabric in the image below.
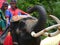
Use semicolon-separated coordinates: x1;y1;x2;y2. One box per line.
40;34;60;45
8;5;11;9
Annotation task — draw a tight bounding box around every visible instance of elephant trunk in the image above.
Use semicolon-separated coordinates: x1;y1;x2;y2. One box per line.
27;5;47;33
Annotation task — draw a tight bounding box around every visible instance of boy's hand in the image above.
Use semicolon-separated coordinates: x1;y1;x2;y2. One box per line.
12;15;20;21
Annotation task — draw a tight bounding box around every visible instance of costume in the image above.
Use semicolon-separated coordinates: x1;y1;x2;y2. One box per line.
0;9;6;30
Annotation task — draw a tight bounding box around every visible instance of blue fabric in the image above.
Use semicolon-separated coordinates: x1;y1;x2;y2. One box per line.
5;9;21;25
5;9;21;19
5;10;12;19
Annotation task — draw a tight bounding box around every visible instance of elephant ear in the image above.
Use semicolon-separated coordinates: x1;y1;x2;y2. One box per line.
27;5;47;33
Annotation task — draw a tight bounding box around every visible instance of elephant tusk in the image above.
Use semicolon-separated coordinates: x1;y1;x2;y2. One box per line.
42;32;50;36
31;24;60;37
31;30;45;38
49;15;60;24
43;24;60;31
48;15;60;36
42;29;60;37
49;29;60;36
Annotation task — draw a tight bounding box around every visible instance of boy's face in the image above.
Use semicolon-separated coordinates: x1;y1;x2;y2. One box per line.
10;2;16;9
4;5;8;10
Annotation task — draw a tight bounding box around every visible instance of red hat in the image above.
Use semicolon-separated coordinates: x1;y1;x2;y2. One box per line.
0;0;7;8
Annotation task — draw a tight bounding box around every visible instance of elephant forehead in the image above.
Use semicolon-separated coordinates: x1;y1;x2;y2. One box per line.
25;19;38;30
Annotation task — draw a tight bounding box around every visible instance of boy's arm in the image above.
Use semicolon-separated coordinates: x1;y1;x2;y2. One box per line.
20;10;29;15
5;10;10;25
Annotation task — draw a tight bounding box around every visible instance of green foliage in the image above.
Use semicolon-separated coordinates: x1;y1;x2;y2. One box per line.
53;2;60;19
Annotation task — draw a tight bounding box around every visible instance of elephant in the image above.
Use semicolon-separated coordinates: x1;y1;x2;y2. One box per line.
0;5;47;45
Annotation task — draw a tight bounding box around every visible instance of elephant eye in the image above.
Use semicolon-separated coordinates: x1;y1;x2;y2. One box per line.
19;21;26;30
